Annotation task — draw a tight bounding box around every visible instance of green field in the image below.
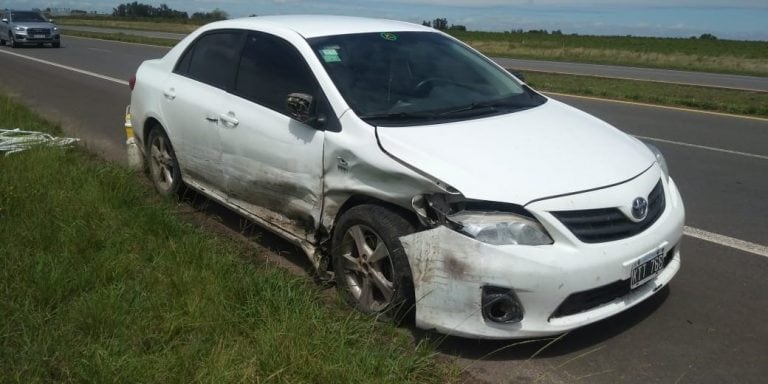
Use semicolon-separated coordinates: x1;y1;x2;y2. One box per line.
0;94;458;383
452;30;768;77
57;16;200;34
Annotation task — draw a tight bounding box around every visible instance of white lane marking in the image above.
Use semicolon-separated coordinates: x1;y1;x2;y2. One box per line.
636;135;768;161
684;226;768;258
545;91;768;122
87;47;112;53
0;48;128;86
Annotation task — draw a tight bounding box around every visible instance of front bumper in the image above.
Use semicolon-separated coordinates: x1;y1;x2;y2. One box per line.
13;33;60;44
400;166;684;339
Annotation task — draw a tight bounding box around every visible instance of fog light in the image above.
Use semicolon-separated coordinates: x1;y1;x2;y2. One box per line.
482;286;524;324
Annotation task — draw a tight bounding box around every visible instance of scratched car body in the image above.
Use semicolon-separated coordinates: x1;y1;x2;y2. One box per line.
129;15;684;339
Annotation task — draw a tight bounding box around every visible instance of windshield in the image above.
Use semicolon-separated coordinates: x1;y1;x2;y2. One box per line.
309;31;546;126
11;12;47;22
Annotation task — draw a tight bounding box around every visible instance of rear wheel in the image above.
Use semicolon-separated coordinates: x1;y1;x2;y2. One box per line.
0;38;5;45
147;128;182;197
332;204;417;323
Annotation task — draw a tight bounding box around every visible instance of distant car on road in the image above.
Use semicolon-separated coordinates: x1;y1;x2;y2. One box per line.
129;15;684;339
0;10;61;48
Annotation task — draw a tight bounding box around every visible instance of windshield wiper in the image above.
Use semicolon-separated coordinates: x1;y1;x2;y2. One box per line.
357;111;436;121
438;100;526;117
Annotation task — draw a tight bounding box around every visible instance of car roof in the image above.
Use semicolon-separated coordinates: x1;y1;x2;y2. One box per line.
213;15;433;39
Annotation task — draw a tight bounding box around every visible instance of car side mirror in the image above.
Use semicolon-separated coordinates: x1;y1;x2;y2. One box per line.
286;93;326;127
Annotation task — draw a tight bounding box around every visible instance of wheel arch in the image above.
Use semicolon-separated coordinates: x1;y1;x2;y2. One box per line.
323;194;421;261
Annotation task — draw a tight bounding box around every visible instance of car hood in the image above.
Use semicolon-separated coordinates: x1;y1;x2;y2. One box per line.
15;22;55;29
375;98;654;205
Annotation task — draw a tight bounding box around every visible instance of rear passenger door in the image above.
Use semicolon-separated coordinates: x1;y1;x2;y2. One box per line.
219;31;326;241
162;30;243;192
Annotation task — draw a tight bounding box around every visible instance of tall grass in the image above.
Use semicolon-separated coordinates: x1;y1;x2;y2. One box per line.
0;94;456;383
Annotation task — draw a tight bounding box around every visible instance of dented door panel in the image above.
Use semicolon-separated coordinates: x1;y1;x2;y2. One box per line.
219;95;325;242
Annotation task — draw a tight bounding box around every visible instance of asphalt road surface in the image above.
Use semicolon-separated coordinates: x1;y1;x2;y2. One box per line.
1;36;766;384
61;25;768;92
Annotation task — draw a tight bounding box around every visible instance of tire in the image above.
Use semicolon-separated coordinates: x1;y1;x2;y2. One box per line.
52;42;60;48
146;128;182;197
10;36;19;48
332;204;417;323
0;38;5;46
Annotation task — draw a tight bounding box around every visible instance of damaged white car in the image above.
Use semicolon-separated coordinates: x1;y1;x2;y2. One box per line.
129;15;684;339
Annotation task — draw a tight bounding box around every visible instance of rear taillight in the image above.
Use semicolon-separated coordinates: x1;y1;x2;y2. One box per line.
129;74;136;91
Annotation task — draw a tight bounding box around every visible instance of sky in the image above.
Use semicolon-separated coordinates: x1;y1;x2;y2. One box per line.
3;0;767;40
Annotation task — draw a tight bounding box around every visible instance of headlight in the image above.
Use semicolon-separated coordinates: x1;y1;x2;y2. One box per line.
53;26;59;31
448;211;553;246
14;26;26;31
645;143;670;181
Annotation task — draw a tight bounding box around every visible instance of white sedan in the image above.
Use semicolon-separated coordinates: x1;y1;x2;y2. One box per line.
129;15;684;339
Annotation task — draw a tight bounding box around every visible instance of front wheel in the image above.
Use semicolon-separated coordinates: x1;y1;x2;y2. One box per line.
10;35;19;48
147;128;182;197
332;204;417;323
52;42;60;48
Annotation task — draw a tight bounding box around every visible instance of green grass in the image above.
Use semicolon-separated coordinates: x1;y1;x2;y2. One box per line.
525;71;768;117
0;94;458;383
56;16;204;33
62;29;179;47
451;30;768;77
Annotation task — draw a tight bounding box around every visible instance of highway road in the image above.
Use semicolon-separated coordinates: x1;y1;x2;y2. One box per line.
1;37;766;383
61;25;768;92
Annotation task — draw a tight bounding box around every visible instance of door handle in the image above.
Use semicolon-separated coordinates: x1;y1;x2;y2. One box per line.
163;88;176;100
205;114;219;123
219;112;239;127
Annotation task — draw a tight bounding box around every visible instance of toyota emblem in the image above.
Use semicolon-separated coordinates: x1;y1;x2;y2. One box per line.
631;197;649;220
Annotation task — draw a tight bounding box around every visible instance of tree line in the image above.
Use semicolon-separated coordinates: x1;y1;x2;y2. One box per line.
111;2;228;21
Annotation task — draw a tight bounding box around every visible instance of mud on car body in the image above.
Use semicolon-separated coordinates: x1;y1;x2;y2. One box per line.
128;15;684;339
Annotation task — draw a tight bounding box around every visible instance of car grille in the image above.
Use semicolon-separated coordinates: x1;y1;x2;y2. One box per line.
27;28;51;37
551;246;676;319
551;180;665;243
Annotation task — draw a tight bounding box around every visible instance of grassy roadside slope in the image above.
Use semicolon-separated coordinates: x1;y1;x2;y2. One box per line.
0;94;457;383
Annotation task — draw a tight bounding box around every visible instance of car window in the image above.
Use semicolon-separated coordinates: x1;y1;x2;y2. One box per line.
234;32;318;114
177;31;243;90
10;12;47;22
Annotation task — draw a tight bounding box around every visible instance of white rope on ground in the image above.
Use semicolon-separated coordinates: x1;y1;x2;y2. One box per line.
0;129;80;156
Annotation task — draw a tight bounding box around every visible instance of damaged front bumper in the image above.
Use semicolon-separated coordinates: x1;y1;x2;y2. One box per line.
400;176;684;340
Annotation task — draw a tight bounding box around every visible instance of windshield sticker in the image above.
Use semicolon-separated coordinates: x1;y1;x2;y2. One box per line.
320;48;341;63
380;32;398;41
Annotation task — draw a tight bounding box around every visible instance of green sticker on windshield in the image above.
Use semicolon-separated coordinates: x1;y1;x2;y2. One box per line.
320;48;341;63
380;32;398;41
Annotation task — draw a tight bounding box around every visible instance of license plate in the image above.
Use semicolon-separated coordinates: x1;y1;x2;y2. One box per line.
33;34;45;39
630;246;666;289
